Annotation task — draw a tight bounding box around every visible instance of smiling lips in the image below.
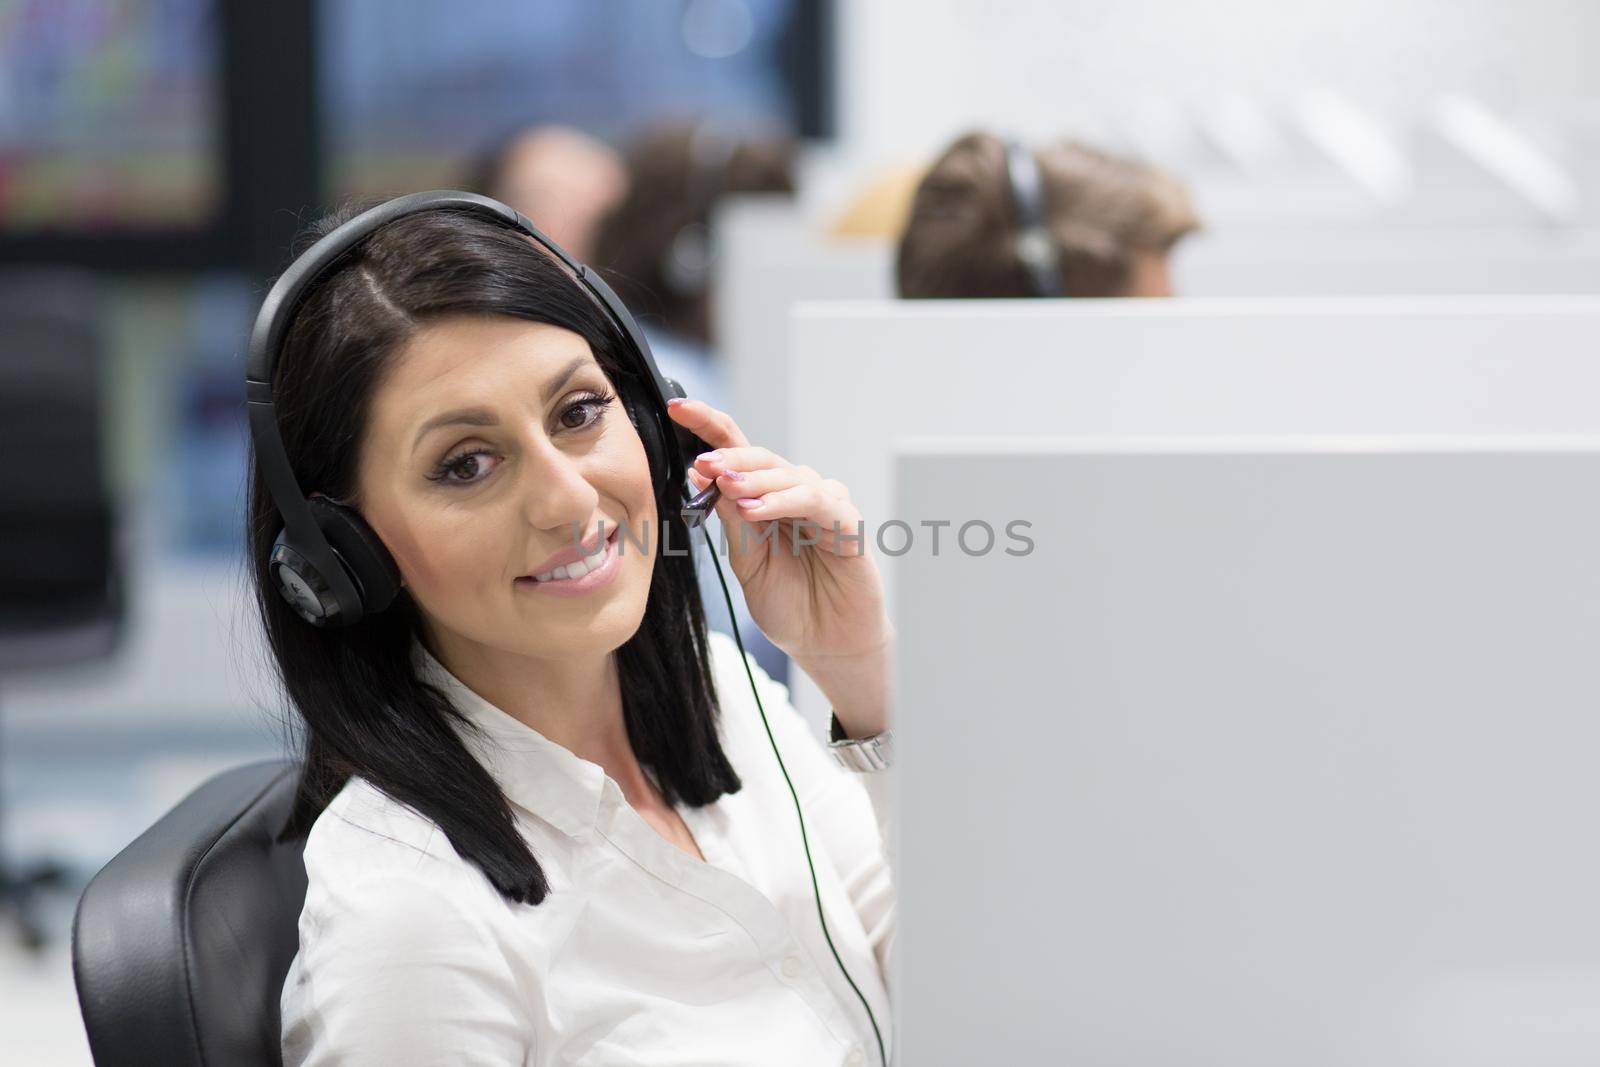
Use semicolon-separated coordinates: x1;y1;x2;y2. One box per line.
527;523;612;578
516;527;622;597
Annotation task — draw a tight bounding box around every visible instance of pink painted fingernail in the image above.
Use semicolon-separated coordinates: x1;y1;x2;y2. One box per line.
666;397;686;407
719;470;745;482
696;451;721;464
736;497;762;509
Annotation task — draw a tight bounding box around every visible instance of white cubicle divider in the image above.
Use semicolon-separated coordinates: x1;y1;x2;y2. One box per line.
1176;229;1600;296
1187;179;1392;228
891;436;1600;1065
1179;225;1600;262
713;198;892;453
1186;174;1581;230
782;296;1600;721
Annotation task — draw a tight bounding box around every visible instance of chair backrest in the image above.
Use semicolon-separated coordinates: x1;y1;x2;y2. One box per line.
73;760;307;1067
0;268;124;671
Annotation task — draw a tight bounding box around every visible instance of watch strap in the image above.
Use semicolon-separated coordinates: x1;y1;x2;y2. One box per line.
827;711;895;772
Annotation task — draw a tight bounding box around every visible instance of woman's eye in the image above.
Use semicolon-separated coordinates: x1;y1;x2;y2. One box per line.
428;396;608;489
433;450;501;485
559;393;613;431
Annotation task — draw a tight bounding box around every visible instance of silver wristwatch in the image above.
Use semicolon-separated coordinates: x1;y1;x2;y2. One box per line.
827;712;895;772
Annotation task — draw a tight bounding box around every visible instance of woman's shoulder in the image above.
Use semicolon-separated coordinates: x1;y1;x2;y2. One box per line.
300;776;496;903
282;780;534;1065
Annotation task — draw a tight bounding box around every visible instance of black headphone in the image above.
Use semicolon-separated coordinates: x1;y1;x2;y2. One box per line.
245;189;699;628
1003;138;1063;297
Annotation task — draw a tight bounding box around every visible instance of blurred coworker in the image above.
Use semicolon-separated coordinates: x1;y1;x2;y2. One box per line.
591;122;796;411
592;124;797;684
896;131;1200;299
467;125;629;263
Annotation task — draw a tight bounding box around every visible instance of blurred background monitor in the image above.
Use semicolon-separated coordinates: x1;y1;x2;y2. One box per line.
320;0;832;202
0;0;231;269
0;0;833;274
0;0;223;237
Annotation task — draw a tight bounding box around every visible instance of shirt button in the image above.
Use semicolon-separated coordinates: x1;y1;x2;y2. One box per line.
781;953;803;977
845;1046;865;1066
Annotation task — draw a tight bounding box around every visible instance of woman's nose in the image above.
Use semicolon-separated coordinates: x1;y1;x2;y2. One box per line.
518;440;599;532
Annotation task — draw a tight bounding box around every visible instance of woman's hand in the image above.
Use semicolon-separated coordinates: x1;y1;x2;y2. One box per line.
667;397;892;736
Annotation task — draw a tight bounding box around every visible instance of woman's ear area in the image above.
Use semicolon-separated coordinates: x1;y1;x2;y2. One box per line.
305;489;406;588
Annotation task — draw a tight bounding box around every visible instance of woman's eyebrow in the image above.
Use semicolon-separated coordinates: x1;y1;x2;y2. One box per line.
408;356;596;453
411;408;497;453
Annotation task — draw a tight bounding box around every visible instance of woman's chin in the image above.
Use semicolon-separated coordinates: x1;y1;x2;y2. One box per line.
506;574;651;651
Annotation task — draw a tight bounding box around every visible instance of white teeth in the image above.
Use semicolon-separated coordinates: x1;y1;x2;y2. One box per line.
532;535;611;583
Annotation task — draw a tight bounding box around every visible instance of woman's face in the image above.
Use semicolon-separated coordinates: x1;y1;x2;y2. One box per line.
355;314;657;664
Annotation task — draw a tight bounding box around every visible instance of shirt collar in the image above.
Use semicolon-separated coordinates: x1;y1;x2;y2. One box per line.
412;640;608;839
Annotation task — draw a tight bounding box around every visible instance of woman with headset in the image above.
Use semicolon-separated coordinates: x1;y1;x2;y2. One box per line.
250;193;895;1065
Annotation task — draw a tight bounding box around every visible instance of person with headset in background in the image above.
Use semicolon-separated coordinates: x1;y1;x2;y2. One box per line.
896;130;1201;300
253;192;895;1066
465;123;630;264
592;121;798;685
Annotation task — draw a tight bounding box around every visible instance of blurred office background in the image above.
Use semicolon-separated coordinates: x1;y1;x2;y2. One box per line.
5;1;1600;1063
0;3;826;1062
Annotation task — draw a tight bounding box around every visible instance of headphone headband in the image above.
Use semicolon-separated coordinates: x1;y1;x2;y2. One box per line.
246;189;688;625
1003;139;1063;297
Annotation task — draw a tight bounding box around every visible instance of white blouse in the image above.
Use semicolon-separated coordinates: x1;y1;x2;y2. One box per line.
279;629;896;1066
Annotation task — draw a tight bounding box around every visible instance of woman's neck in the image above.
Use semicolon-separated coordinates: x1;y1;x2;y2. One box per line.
425;630;648;793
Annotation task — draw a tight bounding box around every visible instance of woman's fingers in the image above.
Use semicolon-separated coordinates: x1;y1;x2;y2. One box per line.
706;464;819;497
691;444;797;476
694;445;767;470
666;397;749;451
689;462;811;520
667;402;863;553
731;484;867;558
728;482;822;519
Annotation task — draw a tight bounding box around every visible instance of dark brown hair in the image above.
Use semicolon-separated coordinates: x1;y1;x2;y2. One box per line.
250;201;742;904
896;131;1200;299
591;123;796;344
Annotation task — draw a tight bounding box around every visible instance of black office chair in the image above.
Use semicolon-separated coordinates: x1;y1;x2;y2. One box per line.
72;760;307;1067
0;268;125;950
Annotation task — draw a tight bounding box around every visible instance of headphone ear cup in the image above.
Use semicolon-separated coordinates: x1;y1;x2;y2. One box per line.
308;497;402;614
268;526;351;627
